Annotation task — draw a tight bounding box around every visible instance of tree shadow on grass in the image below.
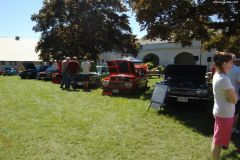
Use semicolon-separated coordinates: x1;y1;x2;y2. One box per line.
222;134;240;159
109;87;151;99
158;103;214;136
221;149;240;160
141;87;154;101
158;103;240;159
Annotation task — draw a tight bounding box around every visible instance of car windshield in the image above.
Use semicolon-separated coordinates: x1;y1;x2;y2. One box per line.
116;61;135;73
36;65;49;72
97;66;108;73
35;65;40;71
135;68;146;75
46;66;54;72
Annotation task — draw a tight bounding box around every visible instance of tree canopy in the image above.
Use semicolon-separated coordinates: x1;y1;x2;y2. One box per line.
32;0;139;61
128;0;240;54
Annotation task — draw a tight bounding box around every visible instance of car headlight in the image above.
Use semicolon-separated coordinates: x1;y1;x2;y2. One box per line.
196;89;208;94
124;82;132;88
102;80;109;86
201;89;208;94
167;87;172;92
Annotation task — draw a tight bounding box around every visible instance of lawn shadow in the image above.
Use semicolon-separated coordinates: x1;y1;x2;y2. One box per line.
140;87;154;101
158;104;214;136
109;87;151;99
221;149;240;160
230;134;240;156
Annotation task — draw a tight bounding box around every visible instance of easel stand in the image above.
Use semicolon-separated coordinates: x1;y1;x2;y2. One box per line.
147;83;168;111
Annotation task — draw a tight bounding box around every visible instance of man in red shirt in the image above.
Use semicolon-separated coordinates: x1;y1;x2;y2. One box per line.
66;56;80;90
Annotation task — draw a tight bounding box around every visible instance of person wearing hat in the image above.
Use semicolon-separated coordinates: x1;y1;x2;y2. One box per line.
81;56;91;91
66;56;80;90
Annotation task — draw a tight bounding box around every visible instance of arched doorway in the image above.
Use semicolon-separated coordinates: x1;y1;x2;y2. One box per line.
143;53;159;66
174;52;196;65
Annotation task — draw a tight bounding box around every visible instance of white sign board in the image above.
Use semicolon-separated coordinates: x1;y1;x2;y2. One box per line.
150;83;168;110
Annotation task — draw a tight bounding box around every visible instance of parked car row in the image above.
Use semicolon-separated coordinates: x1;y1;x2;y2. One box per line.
0;67;18;76
15;61;108;89
1;60;213;107
19;62;49;79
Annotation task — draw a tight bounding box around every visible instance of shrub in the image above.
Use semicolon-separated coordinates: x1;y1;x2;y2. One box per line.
146;62;155;70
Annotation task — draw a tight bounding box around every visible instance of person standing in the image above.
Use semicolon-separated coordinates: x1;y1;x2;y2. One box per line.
211;51;238;160
52;60;59;71
60;57;71;89
66;57;80;90
227;54;240;134
81;56;91;91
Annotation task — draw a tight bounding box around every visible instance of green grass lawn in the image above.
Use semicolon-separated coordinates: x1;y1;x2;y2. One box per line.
0;76;240;160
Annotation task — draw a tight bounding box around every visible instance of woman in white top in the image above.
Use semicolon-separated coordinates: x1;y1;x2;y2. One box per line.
212;51;238;160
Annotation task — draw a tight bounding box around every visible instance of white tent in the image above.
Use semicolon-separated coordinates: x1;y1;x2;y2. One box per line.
121;56;143;63
0;37;41;61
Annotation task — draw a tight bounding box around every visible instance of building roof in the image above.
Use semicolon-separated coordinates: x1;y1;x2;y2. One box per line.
137;38;170;45
0;37;41;61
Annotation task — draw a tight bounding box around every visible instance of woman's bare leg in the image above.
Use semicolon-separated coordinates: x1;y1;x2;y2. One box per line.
212;144;221;160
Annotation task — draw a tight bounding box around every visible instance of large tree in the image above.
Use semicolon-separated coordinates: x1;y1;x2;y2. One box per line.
127;0;240;54
32;0;139;61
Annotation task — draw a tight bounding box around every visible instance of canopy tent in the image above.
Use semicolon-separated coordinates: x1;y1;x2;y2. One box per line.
121;56;143;63
0;37;41;61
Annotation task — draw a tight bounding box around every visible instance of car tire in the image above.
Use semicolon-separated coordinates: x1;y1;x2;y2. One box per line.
144;82;148;90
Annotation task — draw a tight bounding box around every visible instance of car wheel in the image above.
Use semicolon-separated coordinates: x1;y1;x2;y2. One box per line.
144;82;148;90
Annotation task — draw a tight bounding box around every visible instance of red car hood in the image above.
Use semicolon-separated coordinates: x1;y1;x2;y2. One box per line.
107;60;135;74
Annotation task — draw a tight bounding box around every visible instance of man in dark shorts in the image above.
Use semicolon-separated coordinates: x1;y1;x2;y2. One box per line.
66;57;80;90
81;56;91;91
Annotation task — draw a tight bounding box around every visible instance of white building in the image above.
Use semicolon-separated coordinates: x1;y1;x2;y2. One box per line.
99;40;215;70
0;37;41;69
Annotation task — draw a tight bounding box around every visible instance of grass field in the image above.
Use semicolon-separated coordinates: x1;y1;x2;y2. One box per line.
0;76;240;160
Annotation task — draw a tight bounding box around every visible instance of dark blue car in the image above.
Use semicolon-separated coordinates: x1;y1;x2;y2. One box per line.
3;67;18;76
19;62;49;79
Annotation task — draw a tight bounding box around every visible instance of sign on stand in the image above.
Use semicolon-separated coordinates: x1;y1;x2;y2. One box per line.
148;83;168;111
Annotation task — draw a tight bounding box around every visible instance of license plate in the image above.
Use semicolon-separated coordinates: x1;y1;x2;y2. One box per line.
112;89;119;93
77;82;83;85
177;97;188;102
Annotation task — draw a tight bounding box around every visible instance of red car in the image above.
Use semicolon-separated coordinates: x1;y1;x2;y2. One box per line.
52;61;62;83
0;69;3;75
102;60;148;95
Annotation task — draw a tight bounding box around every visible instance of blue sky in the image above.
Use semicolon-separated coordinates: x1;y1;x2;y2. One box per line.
0;0;146;39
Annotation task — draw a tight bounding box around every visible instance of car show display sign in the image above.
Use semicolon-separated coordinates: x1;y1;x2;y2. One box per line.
148;83;168;111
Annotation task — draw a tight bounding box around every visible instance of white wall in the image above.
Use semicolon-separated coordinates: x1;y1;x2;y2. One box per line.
99;40;215;70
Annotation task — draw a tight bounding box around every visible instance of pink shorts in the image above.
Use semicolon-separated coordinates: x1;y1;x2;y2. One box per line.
213;116;234;147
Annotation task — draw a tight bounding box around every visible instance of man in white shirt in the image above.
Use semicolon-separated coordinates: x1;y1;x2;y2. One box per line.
227;54;240;134
81;56;91;91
